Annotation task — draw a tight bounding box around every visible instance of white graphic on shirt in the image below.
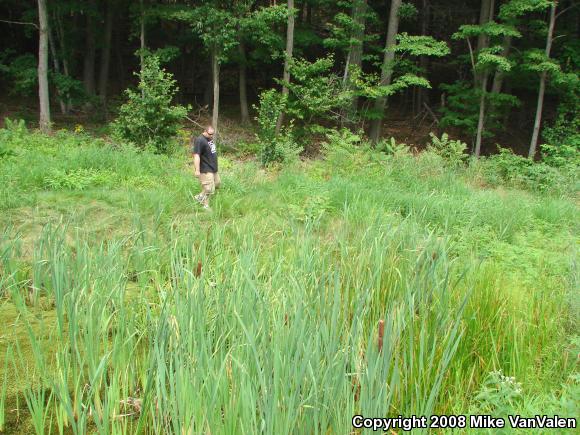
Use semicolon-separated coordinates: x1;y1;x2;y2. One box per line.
208;139;216;154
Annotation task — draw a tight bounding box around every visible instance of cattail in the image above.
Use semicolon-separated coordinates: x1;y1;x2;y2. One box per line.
195;261;202;277
352;376;361;402
378;319;385;353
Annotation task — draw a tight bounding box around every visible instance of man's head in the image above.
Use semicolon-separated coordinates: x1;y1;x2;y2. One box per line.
202;126;215;139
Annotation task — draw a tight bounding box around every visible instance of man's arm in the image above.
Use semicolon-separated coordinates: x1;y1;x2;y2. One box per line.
192;136;201;177
193;153;201;177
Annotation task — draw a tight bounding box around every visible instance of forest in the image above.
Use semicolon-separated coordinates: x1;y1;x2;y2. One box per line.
0;0;579;434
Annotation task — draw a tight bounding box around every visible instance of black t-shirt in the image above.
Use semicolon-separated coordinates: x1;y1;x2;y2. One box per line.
192;135;218;173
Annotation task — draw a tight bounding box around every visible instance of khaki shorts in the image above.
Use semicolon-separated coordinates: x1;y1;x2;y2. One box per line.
199;172;221;195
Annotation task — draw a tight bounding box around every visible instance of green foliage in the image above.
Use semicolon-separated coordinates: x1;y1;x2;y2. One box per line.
453;22;521;40
44;168;116;190
255;89;302;166
320;128;368;170
499;0;552;20
471;369;580;433
482;147;576;193
112;56;188;154
0;53;37;96
521;49;561;74
376;137;412;157
541;98;580;168
427;132;468;166
324;11;362;51
172;4;238;61
440;82;520;138
284;56;351;126
0;51;86;105
477;46;514;72
395;33;450;57
240;4;288;53
472;370;524;416
0;118;26;159
398;2;418;20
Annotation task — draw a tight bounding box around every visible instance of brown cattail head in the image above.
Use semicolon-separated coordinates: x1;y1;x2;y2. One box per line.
195;261;202;277
352;376;361;402
378;319;385;353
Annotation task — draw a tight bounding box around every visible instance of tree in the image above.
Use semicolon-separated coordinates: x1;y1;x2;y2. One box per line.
38;0;51;133
172;2;237;136
275;0;295;135
529;1;557;158
236;1;287;124
82;0;97;97
112;55;188;153
452;21;521;156
98;0;114;107
368;0;402;144
324;0;371;127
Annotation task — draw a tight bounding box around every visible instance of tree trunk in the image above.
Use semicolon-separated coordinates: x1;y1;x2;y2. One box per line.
48;23;67;115
491;35;512;94
343;0;367;128
238;40;250;124
98;0;114;106
54;10;72;112
113;15;125;92
204;62;212;107
140;0;146;73
275;0;295;135
416;0;430;114
529;2;557;158
211;47;220;134
474;74;488;157
475;0;492;85
38;0;51;133
368;0;402;144
83;0;97;96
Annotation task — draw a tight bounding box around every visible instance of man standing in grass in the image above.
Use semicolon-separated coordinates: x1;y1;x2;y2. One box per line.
192;126;220;210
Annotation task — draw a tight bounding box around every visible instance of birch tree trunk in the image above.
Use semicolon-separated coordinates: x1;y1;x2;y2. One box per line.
275;0;295;135
38;0;51;133
529;2;557;158
475;74;488;157
368;0;402;144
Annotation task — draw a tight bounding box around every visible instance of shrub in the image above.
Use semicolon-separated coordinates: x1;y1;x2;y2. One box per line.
0;118;26;158
112;56;188;154
255;89;302;166
483;147;576;194
43;168;116;190
541;95;580;168
376;137;412;157
427;132;467;166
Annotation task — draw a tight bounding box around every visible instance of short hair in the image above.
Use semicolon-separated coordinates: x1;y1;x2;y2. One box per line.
205;125;214;132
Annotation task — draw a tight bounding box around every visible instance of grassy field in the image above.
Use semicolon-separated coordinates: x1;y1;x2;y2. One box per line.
0;125;578;434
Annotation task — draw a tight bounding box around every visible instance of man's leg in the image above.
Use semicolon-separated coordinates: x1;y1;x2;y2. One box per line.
198;173;215;208
214;172;221;189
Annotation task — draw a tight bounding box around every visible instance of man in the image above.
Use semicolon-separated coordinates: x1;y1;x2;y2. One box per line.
192;125;220;210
